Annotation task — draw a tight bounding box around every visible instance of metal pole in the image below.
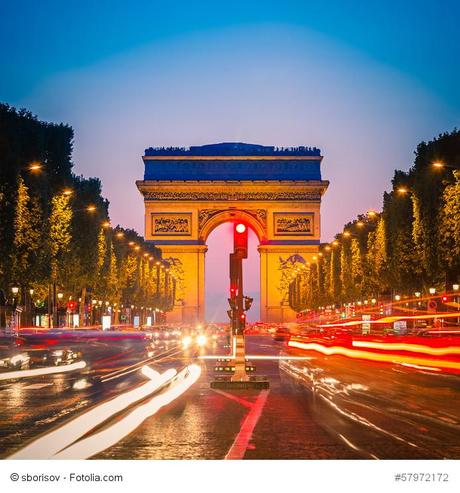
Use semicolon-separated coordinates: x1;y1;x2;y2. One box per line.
53;282;57;328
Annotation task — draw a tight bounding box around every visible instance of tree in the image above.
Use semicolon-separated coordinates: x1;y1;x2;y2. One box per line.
10;176;42;285
329;247;341;303
438;170;460;283
49;192;73;286
350;238;363;296
340;240;353;302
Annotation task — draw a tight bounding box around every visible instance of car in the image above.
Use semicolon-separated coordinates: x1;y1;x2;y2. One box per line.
273;327;290;341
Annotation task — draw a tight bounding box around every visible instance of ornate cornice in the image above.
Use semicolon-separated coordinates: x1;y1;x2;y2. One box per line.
143;155;322;161
142;191;323;201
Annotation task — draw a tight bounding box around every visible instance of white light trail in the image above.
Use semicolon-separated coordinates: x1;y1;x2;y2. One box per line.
197;335;207;347
199;336;236;359
0;360;86;381
52;364;201;459
9;366;176;459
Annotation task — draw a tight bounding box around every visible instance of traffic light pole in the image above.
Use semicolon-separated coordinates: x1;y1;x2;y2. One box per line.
214;222;268;389
231;223;248;382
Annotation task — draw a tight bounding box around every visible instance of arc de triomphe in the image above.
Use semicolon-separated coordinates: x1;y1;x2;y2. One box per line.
136;142;328;323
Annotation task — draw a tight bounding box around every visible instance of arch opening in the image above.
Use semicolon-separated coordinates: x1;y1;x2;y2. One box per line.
205;221;260;323
200;209;265;244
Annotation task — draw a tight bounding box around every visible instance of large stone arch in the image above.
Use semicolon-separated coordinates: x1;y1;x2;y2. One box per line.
136;142;329;323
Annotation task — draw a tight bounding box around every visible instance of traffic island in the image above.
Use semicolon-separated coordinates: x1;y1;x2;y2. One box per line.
211;334;270;389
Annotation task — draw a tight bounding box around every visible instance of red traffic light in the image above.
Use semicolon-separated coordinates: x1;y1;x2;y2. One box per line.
234;222;248;259
441;295;448;302
240;313;246;320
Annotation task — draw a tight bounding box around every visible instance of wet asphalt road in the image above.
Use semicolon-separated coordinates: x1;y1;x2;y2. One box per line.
1;334;459;459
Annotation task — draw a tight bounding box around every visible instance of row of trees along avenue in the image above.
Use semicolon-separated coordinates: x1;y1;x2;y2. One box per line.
0;104;177;329
289;129;460;313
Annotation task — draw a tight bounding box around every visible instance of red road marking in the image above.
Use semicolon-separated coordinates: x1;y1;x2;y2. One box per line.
211;389;252;408
225;389;270;460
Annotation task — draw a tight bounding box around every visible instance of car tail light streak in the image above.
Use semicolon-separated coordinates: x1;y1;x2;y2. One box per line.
288;340;460;373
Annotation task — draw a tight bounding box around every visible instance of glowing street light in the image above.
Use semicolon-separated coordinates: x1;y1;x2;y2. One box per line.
367;210;377;218
397;187;409;194
57;292;63;300
29;162;42;172
11;286;19;295
235;223;246;234
343;231;351;237
415;292;421;298
102;221;110;228
356;221;364;227
86;205;96;212
62;189;73;196
433;161;459;170
429;287;436;295
453;284;459;292
116;232;124;238
394;295;401;301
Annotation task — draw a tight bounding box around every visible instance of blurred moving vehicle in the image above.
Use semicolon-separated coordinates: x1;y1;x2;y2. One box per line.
273;326;290;342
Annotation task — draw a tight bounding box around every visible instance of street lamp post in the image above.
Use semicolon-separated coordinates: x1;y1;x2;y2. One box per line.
29;288;34;327
11;287;19;332
454;284;460;325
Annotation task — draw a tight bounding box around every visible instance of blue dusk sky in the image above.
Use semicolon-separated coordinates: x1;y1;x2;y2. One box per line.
1;1;459;320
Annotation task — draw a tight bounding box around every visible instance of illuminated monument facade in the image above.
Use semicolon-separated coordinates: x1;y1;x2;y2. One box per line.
136;143;329;323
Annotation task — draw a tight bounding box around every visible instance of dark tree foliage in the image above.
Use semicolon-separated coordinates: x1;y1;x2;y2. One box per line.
0;103;165;320
290;129;460;312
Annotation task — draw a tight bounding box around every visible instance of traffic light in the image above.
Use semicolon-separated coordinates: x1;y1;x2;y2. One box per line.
234;222;248;259
228;298;237;310
67;301;77;312
240;313;246;321
441;295;449;303
244;296;253;311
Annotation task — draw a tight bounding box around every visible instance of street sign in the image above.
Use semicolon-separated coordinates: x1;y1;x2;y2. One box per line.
427;300;437;312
